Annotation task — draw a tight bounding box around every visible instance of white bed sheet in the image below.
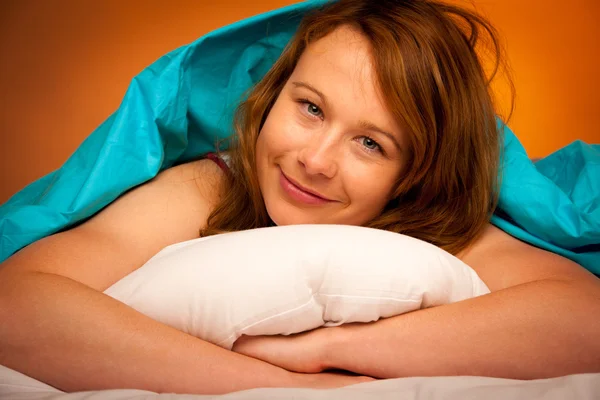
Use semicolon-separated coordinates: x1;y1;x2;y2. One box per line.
1;364;599;400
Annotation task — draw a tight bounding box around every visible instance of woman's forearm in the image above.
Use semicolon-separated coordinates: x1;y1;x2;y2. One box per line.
326;278;600;379
0;271;297;394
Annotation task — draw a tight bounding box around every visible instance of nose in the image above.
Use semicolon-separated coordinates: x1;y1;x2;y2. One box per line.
297;134;339;178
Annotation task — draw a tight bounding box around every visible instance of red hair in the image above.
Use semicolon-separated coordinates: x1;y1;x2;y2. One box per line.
202;0;515;255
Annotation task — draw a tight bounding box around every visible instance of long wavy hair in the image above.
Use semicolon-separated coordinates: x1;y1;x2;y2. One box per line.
201;0;515;255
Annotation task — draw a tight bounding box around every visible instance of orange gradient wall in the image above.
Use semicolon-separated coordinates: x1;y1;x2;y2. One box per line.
0;0;598;204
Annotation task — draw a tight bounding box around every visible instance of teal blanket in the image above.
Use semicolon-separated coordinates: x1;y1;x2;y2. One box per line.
1;0;598;274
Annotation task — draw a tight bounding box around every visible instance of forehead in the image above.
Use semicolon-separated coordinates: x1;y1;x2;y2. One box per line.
294;26;377;100
290;26;403;142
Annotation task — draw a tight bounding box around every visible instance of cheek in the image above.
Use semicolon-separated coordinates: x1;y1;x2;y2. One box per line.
255;108;292;187
256;107;284;164
344;167;397;208
260;101;310;153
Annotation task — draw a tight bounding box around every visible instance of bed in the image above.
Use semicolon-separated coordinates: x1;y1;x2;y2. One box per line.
0;1;598;398
1;364;599;400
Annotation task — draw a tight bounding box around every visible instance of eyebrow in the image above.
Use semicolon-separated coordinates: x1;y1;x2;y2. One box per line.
291;80;403;153
357;120;403;153
292;81;329;109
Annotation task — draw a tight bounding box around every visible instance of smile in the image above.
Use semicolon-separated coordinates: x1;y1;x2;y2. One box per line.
279;169;334;205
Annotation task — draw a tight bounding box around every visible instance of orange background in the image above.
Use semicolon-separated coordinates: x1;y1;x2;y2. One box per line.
1;0;598;205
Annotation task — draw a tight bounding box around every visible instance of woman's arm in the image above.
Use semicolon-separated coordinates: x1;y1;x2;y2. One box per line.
0;160;369;393
0;268;371;393
323;226;600;379
0;269;297;393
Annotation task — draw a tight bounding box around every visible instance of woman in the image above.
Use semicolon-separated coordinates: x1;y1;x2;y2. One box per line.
0;0;598;395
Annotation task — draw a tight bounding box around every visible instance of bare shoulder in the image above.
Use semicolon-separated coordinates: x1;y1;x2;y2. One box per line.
91;157;227;238
156;158;227;202
106;157;228;246
457;224;597;291
0;158;227;291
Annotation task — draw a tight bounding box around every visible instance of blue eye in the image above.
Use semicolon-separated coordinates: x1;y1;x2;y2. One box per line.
359;136;383;154
298;99;323;119
307;103;322;117
363;137;378;150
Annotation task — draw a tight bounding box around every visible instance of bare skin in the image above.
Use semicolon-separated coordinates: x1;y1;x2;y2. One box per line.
0;159;373;394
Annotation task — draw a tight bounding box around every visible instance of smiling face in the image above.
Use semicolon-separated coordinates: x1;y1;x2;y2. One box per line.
255;25;407;226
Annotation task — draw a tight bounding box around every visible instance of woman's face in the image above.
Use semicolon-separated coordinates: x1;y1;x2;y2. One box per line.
256;25;406;226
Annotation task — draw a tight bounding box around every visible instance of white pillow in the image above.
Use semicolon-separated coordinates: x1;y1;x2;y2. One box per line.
104;224;489;349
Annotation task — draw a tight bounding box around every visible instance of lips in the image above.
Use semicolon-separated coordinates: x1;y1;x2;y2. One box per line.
285;173;331;200
279;169;334;205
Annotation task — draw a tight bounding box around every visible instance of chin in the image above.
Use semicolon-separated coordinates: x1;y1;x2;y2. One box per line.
268;210;305;226
266;202;321;226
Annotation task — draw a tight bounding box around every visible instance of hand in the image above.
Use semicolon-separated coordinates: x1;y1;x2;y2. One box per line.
232;328;331;373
